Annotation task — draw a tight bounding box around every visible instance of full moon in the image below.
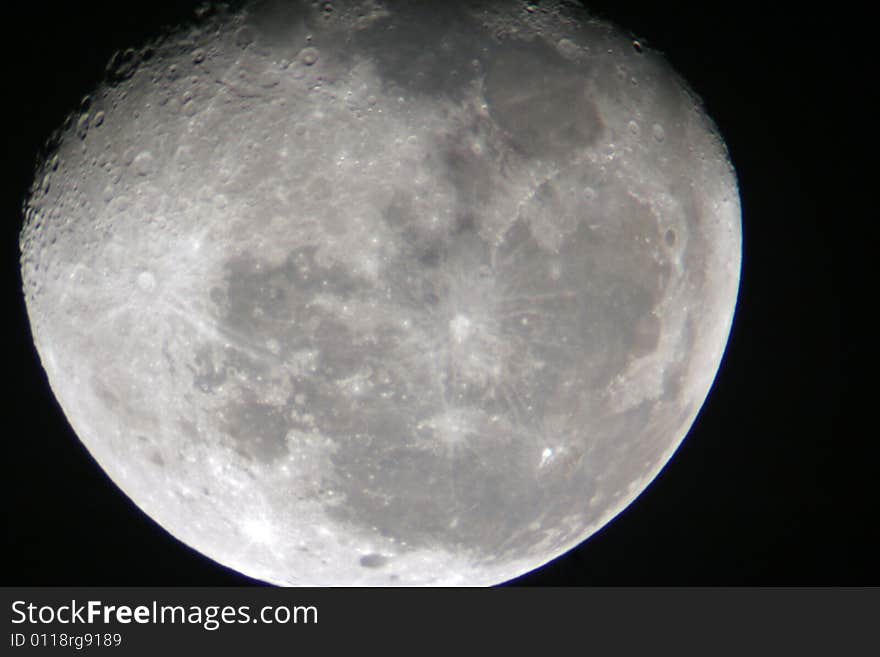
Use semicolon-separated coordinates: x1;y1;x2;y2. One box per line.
20;0;741;585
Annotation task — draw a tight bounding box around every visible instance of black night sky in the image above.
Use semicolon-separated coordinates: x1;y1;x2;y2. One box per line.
2;1;872;586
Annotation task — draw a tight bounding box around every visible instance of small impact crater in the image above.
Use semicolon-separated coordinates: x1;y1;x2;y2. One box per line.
359;553;388;568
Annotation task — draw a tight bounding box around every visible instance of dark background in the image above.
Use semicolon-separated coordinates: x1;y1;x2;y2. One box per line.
2;1;871;586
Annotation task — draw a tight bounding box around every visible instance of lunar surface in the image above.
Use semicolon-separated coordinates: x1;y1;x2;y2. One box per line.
20;0;741;586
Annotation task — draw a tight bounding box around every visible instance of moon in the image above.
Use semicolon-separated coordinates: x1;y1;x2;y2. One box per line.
19;0;741;586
